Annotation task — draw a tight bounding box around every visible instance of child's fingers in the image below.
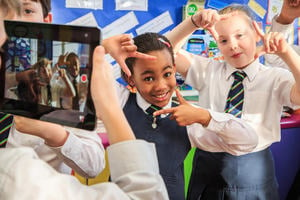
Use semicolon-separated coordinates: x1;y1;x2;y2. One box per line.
115;59;131;77
175;89;186;104
207;27;219;41
153;107;175;116
253;21;264;39
129;51;157;60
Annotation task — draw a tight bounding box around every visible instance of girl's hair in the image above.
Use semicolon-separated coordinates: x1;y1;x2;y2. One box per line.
0;0;21;17
31;58;51;71
36;0;52;18
219;4;255;21
122;32;174;82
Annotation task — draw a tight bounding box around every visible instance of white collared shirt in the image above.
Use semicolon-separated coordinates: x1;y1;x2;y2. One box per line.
7;123;105;178
265;14;300;70
114;81;258;156
0;140;168;200
185;55;296;155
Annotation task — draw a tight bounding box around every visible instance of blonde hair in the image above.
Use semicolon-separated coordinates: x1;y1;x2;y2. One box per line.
218;4;256;30
0;0;21;17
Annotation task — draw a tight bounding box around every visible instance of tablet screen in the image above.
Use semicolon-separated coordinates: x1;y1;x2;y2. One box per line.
0;20;101;130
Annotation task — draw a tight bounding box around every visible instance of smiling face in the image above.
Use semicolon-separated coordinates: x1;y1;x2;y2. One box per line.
66;55;80;78
129;49;177;108
215;12;258;69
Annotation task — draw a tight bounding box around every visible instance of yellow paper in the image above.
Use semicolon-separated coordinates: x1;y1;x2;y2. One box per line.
248;0;266;19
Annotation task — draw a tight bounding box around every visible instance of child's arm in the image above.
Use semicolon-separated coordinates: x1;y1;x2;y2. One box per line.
254;21;300;105
166;9;229;77
154;89;258;155
265;0;300;69
276;0;300;25
90;46;136;143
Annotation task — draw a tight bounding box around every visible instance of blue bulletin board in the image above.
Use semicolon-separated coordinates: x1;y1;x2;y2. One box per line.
52;0;299;44
52;0;299;83
52;0;188;36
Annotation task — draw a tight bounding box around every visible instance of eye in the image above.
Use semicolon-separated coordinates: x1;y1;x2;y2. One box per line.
164;72;172;77
220;39;227;44
144;76;154;82
237;34;244;38
23;8;34;15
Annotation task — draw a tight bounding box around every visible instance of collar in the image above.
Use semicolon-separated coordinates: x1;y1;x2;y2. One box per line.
136;92;173;117
224;59;260;82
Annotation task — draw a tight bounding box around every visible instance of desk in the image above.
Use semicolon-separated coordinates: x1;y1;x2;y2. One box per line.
270;113;300;200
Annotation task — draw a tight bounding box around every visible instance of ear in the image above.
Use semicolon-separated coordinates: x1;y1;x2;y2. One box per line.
127;75;135;87
44;13;52;23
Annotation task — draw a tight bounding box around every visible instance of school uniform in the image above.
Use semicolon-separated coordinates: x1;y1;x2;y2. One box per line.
184;54;296;199
122;92;190;200
113;80;259;200
0;140;169;200
7;123;105;178
266;14;300;200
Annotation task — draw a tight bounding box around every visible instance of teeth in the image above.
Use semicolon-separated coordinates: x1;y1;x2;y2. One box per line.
156;93;166;98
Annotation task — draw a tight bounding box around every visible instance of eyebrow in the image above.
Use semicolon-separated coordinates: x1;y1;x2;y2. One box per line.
140;65;173;76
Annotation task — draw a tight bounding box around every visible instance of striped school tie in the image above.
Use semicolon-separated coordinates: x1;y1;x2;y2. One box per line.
146;105;162;129
146;104;162;116
224;71;247;118
0;113;13;147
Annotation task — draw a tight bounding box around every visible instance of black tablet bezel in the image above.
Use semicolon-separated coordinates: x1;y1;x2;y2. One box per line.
0;20;100;131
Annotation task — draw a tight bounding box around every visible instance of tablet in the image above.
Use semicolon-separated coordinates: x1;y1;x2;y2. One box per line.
0;20;101;130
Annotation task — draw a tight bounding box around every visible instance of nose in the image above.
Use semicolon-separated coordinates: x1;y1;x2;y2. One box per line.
229;39;238;50
154;78;168;91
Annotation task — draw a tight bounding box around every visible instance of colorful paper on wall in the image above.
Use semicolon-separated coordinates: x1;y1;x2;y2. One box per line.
135;11;173;35
248;0;266;19
66;0;103;9
102;11;138;38
67;12;98;27
206;0;246;9
115;0;148;11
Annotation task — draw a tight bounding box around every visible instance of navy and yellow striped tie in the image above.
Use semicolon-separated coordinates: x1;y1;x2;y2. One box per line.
0;113;13;147
224;71;247;118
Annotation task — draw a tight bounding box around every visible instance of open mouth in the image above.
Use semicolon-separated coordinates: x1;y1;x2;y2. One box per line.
153;92;169;102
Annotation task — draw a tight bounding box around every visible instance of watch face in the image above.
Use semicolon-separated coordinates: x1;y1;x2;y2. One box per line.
0;20;101;131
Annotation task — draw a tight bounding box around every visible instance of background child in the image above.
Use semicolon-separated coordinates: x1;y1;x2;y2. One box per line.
155;4;300;199
3;0;159;179
0;11;169;196
265;0;300;70
1;0;106;179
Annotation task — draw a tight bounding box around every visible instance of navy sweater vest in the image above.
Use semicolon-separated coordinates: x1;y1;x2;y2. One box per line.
123;93;191;200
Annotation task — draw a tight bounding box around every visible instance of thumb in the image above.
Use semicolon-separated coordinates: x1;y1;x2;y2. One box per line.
93;46;106;67
254;45;266;60
175;89;186;104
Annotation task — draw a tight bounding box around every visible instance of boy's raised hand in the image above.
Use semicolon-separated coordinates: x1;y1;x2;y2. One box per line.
102;34;156;77
153;89;199;126
254;21;288;59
